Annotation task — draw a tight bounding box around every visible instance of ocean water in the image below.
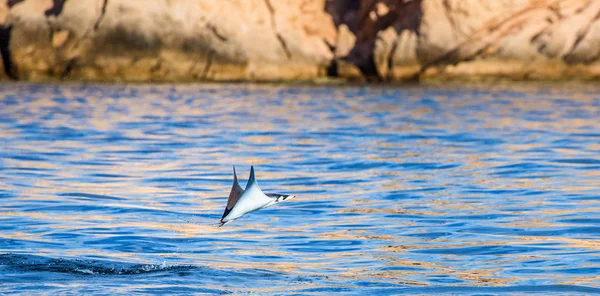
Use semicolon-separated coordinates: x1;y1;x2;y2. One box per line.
0;82;599;295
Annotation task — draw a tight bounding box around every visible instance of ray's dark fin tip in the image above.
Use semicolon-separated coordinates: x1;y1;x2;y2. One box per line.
249;165;255;182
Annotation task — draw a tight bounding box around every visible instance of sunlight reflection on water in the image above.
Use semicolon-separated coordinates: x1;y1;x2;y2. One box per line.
0;82;599;294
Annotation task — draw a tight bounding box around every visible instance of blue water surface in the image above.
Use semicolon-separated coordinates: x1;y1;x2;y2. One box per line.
0;82;599;294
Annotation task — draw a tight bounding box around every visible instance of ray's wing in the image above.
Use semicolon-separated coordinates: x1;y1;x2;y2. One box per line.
220;166;244;221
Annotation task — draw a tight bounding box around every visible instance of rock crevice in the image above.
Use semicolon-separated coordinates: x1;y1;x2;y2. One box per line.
93;0;108;30
264;0;292;59
0;26;16;79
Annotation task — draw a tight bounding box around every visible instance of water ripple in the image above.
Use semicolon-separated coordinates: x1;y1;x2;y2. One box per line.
1;82;600;294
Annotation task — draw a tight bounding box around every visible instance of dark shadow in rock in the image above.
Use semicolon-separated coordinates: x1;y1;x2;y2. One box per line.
0;26;17;80
325;0;423;80
44;0;68;17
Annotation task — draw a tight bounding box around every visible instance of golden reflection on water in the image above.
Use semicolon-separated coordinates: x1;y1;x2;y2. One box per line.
1;82;600;291
0;211;115;223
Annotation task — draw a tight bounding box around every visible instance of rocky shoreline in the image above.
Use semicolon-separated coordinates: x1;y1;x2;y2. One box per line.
2;0;600;82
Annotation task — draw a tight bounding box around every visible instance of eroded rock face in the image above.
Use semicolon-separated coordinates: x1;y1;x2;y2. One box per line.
328;0;600;81
415;0;600;80
2;0;600;82
1;0;335;81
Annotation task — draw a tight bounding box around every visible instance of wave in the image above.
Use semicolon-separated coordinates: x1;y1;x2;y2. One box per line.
0;253;195;276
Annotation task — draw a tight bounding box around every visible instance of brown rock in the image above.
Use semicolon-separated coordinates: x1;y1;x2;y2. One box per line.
0;1;10;25
3;0;600;82
373;26;397;78
388;28;420;80
334;24;356;58
533;0;600;60
52;30;69;48
3;0;336;81
376;0;600;81
565;20;600;63
336;59;365;81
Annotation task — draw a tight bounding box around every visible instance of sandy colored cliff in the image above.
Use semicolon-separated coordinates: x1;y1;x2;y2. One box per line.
1;0;600;82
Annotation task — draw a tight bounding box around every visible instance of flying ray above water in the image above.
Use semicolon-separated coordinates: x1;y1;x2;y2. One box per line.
220;166;295;226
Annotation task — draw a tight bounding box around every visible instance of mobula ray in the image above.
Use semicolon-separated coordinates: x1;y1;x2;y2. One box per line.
220;166;294;226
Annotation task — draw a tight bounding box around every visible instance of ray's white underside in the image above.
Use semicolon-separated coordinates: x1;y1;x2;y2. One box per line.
220;166;295;226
